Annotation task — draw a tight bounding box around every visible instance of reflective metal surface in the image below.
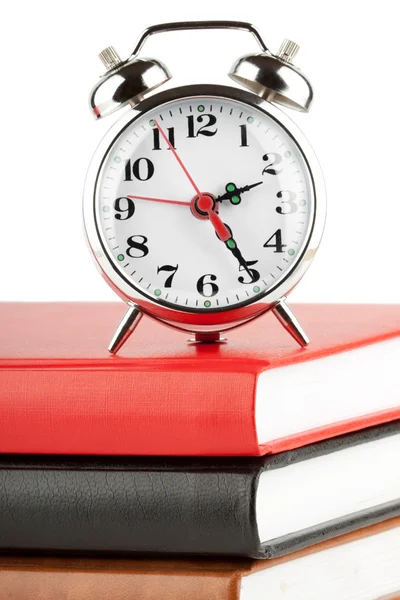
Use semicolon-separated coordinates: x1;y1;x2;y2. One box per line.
229;53;313;112
89;57;171;120
83;84;326;339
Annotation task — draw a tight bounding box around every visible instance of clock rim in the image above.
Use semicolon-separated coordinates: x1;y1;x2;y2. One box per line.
83;84;326;333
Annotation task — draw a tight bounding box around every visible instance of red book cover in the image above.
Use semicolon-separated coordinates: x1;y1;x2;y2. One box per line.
0;302;399;456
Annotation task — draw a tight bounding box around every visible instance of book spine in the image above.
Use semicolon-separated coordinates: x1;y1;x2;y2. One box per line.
0;558;242;600
0;368;259;455
0;462;262;557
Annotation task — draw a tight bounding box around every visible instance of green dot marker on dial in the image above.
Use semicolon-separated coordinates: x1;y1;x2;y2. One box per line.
103;206;110;212
231;195;240;204
149;119;155;127
198;105;205;112
226;239;236;249
154;289;161;297
114;156;121;163
247;116;254;124
117;254;124;261
288;249;295;256
299;199;306;206
204;300;211;307
226;183;236;193
253;285;260;293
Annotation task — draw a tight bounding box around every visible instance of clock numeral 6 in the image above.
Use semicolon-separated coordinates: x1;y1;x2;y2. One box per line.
276;190;298;215
187;114;218;138
157;264;179;288
264;229;287;253
124;158;154;181
262;153;282;176
197;274;218;297
126;235;149;258
114;197;135;220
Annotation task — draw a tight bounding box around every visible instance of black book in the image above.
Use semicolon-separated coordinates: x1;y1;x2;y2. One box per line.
0;421;399;559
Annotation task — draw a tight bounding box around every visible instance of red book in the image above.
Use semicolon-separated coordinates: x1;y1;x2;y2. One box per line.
0;302;399;456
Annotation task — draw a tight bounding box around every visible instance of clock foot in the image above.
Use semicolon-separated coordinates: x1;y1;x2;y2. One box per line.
188;332;226;343
272;299;309;347
108;304;143;354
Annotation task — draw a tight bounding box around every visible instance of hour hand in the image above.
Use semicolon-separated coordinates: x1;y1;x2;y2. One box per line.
216;181;263;205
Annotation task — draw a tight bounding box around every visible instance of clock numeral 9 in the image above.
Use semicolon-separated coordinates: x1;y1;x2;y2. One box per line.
126;235;149;258
264;229;287;253
157;264;179;288
124;158;155;181
262;153;282;176
197;274;218;297
187;114;218;138
276;190;298;215
114;197;135;220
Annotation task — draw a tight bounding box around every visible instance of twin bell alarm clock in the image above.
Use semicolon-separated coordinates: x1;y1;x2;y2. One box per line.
83;21;326;353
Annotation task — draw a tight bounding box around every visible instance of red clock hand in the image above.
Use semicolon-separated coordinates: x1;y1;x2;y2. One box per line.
127;195;190;207
154;120;201;196
197;195;231;241
152;120;250;280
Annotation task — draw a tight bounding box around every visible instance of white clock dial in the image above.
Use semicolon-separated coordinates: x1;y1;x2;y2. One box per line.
95;95;315;312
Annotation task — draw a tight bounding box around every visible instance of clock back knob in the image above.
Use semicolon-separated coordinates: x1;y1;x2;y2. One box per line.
89;47;171;120
229;39;313;112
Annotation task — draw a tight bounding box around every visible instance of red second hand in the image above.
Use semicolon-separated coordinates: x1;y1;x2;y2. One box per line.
154;120;201;197
127;195;190;207
149;121;231;243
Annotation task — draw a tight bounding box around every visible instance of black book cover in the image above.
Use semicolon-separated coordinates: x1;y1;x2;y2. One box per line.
0;421;398;559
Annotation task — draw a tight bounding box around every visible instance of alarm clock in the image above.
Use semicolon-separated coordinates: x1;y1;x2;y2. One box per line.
83;21;326;353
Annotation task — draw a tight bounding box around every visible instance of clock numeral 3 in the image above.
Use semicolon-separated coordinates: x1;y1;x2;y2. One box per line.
264;229;287;253
238;260;260;284
187;114;218;138
157;264;178;288
197;274;218;297
114;197;135;220
126;235;149;258
153;127;176;150
124;158;155;181
276;190;298;215
262;153;282;176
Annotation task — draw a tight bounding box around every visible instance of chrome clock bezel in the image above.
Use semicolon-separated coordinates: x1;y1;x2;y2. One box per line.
83;84;326;334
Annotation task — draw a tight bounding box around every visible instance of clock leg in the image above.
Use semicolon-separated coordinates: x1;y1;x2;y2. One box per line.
108;304;143;354
272;298;309;347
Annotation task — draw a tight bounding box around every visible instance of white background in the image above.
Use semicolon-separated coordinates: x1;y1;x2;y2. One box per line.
1;0;399;303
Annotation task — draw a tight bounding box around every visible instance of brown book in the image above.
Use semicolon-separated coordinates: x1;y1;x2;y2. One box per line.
0;518;399;600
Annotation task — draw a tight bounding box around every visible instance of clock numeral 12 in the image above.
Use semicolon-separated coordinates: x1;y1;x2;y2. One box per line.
187;114;218;138
264;229;287;253
124;158;154;181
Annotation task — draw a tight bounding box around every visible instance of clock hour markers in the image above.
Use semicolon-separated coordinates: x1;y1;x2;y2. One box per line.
96;95;313;312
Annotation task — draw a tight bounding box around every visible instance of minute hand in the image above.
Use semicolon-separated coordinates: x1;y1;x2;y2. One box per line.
216;181;263;202
204;206;254;281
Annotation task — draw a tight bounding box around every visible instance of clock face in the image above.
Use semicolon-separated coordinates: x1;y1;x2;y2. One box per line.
95;94;315;312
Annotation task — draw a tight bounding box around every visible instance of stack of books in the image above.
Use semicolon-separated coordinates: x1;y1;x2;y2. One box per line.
0;302;399;599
